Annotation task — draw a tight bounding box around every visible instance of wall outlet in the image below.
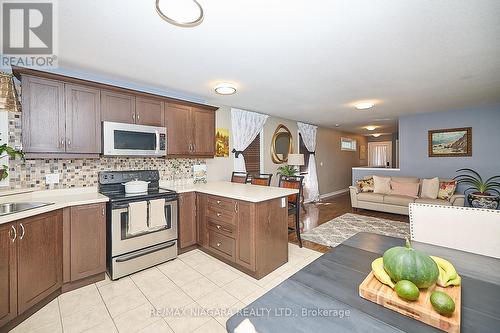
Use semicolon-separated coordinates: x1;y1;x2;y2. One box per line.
45;173;60;185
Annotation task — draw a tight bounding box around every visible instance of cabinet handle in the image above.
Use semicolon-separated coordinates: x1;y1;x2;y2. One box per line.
10;225;16;242
67;139;71;147
234;202;238;213
216;242;221;247
102;207;105;216
216;200;221;204
216;212;222;217
60;139;65;148
137;113;140;121
132;113;136;121
19;223;25;240
216;225;221;229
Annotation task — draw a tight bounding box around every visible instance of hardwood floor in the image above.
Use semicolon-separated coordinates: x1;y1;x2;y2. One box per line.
288;193;409;253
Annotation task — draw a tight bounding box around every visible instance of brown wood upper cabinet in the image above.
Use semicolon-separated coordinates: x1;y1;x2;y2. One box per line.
68;204;106;281
101;91;164;127
165;103;215;157
22;77;101;155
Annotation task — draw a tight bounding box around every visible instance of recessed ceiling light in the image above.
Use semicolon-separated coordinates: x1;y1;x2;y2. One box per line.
214;83;237;95
365;126;376;131
372;133;381;137
355;102;375;110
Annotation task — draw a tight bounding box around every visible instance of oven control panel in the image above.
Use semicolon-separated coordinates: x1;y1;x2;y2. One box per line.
99;170;160;185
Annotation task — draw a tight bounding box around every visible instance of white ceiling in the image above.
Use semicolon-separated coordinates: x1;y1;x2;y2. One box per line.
57;0;500;134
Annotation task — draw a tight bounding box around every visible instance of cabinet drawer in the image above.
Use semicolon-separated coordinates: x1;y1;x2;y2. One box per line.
207;195;236;213
208;230;235;260
207;208;235;225
207;219;235;239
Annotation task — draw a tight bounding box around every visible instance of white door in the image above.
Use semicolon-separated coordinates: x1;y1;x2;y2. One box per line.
368;141;393;167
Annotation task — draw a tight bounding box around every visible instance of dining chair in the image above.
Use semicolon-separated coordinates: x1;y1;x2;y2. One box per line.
250;173;273;186
279;174;305;247
231;171;249;184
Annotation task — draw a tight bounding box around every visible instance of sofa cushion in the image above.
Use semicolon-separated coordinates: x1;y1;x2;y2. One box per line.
390;181;420;198
438;180;457;200
421;177;439;199
415;198;452;206
373;175;392;194
357;192;385;203
384;195;416;206
391;176;419;183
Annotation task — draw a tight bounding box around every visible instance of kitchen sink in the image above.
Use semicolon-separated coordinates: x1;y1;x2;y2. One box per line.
0;202;54;216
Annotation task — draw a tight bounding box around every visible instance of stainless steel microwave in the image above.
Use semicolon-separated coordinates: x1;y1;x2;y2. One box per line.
103;121;166;156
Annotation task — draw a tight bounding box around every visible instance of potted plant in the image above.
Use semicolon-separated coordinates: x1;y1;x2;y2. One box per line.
454;168;500;209
277;164;298;176
0;144;25;181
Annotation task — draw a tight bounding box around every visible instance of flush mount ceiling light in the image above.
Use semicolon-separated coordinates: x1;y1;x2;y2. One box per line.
355;102;375;110
365;126;376;131
155;0;204;27
372;133;381;137
214;83;237;95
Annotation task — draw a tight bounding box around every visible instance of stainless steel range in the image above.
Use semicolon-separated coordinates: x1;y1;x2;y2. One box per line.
98;170;178;280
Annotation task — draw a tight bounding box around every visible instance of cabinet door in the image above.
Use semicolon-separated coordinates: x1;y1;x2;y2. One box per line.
70;204;106;281
0;223;17;327
196;193;208;248
179;192;197;249
101;90;136;124
191;108;215;156
17;211;62;314
65;84;101;153
235;202;256;270
165;103;192;155
22;76;66;153
136;97;164;126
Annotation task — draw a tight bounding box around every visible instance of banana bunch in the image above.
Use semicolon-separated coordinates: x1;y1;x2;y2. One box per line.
371;257;395;288
431;256;461;287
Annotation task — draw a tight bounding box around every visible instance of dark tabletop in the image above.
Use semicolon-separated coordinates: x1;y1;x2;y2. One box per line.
226;232;500;333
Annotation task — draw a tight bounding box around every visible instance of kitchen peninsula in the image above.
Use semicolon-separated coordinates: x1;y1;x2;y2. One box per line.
162;181;298;279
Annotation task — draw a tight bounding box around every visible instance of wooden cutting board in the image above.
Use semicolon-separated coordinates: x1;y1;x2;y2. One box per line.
359;272;461;333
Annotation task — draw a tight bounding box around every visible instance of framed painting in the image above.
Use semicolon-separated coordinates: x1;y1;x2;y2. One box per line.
215;128;230;157
428;127;472;157
359;144;367;160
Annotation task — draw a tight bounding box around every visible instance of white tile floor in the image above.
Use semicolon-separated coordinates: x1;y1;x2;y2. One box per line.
10;244;323;333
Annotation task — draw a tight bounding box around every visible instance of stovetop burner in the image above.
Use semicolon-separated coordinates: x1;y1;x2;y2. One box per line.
98;170;177;202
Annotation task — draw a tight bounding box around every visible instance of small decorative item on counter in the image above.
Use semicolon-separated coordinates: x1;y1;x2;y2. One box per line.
0;144;25;180
193;164;207;184
454;168;500;209
170;159;181;186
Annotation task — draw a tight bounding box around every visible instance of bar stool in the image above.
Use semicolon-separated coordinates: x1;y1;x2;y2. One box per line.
279;174;304;247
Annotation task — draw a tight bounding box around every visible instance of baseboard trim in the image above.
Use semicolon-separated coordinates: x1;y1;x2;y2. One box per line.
304;188;349;203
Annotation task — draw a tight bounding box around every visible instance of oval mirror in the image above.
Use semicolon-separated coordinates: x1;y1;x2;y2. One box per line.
271;124;293;163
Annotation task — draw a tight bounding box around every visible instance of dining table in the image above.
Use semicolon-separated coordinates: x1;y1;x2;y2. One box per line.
226;232;500;333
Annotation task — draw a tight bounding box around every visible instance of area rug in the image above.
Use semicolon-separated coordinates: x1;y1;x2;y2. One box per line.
301;213;410;248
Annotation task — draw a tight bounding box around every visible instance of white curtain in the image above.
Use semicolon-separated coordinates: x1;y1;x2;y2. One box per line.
370;145;388;167
231;108;269;172
297;122;320;202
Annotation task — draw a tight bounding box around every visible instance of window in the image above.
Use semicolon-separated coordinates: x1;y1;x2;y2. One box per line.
299;133;310;173
243;134;261;175
341;137;357;151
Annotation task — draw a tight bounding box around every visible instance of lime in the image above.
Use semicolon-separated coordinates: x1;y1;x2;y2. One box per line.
394;280;420;301
430;291;455;316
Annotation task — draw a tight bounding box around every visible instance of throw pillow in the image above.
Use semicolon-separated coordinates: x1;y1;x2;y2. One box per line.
356;177;374;193
421;177;440;199
373;175;392;194
438;180;457;200
390;181;420;198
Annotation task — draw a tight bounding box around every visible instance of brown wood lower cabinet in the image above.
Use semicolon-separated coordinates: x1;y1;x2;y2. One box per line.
0;223;17;327
16;210;63;315
69;203;106;281
198;194;288;279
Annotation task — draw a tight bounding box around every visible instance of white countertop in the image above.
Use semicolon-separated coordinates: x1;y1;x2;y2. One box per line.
160;181;298;203
0;187;109;225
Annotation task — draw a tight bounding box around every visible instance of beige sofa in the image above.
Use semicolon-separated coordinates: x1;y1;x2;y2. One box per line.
349;176;465;215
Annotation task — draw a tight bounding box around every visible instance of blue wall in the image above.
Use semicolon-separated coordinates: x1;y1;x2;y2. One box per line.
353;104;500;192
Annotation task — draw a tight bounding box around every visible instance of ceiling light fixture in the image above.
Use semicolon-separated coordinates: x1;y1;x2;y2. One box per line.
372;133;381;137
155;0;204;27
365;126;376;131
214;83;237;95
355;102;375;110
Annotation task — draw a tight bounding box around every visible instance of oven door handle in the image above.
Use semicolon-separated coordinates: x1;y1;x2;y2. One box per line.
155;130;160;155
115;241;176;263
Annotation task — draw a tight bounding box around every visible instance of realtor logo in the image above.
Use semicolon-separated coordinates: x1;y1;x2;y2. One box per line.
1;0;58;68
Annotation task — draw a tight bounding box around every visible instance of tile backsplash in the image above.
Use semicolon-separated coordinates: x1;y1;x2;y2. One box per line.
6;112;205;190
